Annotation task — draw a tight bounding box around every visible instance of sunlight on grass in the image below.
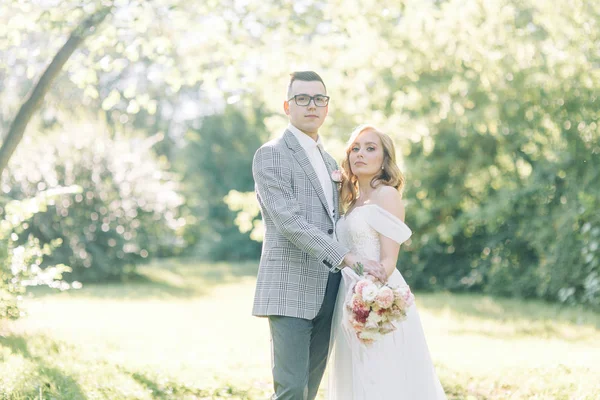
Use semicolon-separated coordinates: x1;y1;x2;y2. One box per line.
1;260;599;399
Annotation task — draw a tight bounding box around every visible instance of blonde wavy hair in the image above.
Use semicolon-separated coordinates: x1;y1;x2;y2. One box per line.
340;124;405;213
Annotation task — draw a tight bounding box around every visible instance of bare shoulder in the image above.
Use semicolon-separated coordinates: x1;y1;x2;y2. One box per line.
371;185;405;221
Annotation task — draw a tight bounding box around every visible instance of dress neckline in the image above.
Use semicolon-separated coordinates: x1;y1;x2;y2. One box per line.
343;203;408;226
344;203;375;219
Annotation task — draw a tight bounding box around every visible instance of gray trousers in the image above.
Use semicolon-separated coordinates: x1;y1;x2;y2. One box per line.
268;272;341;400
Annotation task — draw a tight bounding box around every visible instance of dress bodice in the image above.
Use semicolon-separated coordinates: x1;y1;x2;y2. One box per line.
336;204;413;285
336;206;382;262
336;204;413;262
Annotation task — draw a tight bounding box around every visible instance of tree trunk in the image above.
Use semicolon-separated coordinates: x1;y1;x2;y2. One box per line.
0;6;112;175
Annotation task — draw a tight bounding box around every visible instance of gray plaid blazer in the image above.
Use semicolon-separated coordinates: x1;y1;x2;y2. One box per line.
252;129;349;319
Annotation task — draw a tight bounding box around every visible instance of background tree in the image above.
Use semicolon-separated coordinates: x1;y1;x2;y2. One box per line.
4;122;185;282
1;0;598;309
178;104;267;260
0;3;112;173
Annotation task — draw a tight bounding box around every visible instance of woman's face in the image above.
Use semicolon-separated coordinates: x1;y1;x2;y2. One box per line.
348;129;385;179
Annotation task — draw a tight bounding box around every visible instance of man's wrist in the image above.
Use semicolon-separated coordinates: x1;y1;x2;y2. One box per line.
342;252;356;267
333;252;351;272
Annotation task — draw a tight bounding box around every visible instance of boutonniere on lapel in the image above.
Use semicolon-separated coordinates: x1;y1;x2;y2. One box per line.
331;169;343;184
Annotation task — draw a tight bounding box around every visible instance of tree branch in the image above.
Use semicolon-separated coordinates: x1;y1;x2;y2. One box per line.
0;6;112;175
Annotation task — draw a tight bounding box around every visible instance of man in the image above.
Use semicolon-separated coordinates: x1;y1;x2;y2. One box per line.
252;71;385;399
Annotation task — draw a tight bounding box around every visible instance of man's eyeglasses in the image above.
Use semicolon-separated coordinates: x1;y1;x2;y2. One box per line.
287;94;330;107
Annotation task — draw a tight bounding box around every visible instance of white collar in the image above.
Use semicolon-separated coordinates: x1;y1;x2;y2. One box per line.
288;123;323;152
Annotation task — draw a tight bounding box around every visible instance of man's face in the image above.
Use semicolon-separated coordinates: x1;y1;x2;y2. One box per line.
284;80;328;136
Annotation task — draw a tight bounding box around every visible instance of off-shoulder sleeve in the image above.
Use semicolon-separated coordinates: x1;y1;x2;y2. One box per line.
364;204;412;245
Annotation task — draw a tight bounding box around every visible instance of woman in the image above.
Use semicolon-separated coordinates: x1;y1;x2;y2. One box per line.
328;124;446;399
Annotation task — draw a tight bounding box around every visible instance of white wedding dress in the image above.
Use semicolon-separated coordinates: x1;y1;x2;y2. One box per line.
328;204;446;400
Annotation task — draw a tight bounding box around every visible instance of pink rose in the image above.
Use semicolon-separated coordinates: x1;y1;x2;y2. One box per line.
331;169;343;183
351;294;370;323
353;306;370;324
354;279;371;296
393;285;414;308
351;293;367;309
375;286;394;309
402;288;415;307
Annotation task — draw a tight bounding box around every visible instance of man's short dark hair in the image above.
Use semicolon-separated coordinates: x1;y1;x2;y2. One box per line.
287;71;327;98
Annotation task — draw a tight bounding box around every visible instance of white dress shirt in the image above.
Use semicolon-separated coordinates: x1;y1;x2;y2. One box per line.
288;124;334;217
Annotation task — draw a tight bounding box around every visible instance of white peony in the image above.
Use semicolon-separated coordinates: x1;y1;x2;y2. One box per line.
361;282;378;303
368;310;384;324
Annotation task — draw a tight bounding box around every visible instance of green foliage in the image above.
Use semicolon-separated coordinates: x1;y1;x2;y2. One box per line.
179;104;266;260
1;190;75;319
227;0;600;308
3;125;185;283
1;0;598;307
224;190;263;242
388;0;600;307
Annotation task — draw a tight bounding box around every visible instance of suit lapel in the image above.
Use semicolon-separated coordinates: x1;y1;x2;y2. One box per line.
319;150;341;221
284;131;332;220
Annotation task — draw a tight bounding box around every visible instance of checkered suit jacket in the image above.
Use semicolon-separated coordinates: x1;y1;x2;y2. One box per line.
252;129;349;319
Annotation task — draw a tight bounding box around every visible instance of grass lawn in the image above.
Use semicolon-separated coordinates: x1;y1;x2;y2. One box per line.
1;259;599;399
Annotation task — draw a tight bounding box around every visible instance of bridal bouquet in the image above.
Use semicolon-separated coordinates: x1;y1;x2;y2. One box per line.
346;275;415;345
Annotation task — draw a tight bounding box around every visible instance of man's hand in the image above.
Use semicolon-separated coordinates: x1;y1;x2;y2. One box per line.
342;252;387;282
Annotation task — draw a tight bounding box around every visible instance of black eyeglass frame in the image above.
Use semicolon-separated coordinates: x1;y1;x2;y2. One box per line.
287;94;330;107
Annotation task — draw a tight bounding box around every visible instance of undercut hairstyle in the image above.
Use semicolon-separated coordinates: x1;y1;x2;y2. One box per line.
287;71;327;98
